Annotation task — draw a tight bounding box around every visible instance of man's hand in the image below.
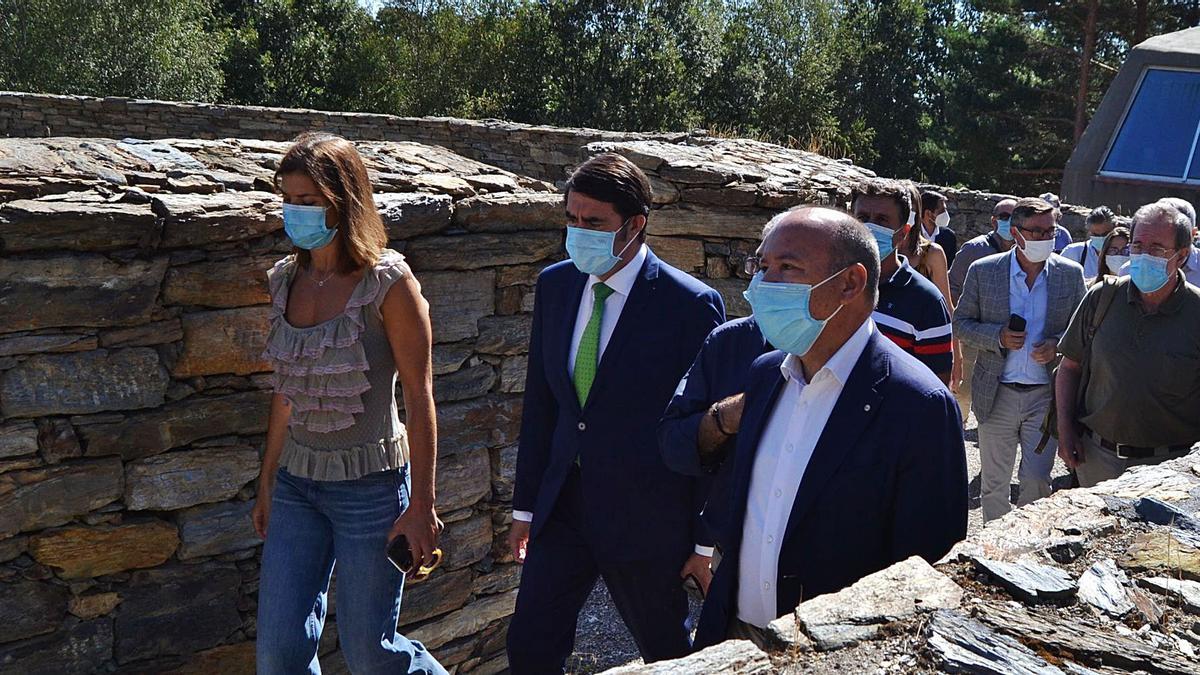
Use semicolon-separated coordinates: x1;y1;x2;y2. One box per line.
1031;339;1057;365
716;393;746;435
388;499;444;569
508;520;532;564
1057;426;1085;469
1000;326;1026;351
680;552;713;597
950;357;963;393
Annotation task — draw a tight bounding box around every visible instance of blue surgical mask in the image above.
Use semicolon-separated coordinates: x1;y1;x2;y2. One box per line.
1089;235;1107;253
865;222;898;258
282;203;337;250
1129;253;1174;293
996;218;1013;241
742;270;845;357
565;221;636;277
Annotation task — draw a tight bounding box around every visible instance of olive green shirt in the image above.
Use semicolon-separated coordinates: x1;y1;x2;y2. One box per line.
1058;274;1200;447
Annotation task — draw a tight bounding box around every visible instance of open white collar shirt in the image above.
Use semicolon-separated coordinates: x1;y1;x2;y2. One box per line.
512;244;647;526
736;319;874;628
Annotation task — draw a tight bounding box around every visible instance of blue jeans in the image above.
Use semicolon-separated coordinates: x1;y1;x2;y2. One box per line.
256;466;447;675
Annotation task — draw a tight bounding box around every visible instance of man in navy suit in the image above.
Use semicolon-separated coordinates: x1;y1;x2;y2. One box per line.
693;206;967;648
506;153;726;672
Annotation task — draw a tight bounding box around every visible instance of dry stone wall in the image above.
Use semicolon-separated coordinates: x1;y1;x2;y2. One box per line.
0;91;693;185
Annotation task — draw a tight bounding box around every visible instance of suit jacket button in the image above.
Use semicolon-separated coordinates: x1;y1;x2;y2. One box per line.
578;422;587;431
864;404;871;412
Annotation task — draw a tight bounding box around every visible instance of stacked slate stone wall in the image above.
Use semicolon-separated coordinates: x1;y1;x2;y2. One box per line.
0;91;693;185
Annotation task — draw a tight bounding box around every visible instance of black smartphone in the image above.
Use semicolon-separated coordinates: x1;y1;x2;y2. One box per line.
387;534;415;573
1008;313;1026;332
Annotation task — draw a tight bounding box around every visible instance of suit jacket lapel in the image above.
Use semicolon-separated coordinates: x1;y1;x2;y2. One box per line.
995;250;1013;320
782;333;887;542
582;252;658;409
725;353;787;551
556;269;588;415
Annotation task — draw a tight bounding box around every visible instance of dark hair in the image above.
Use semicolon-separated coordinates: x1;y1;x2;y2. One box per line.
1094;226;1131;286
564;153;653;220
1087;205;1115;226
1010;197;1055;231
921;190;946;216
850;178;919;226
828;210;881;305
275;132;388;274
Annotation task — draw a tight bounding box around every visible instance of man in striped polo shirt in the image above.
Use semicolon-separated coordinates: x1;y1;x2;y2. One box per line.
852;179;953;384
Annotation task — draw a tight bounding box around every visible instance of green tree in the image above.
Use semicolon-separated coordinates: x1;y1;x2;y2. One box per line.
221;0;398;112
0;0;226;101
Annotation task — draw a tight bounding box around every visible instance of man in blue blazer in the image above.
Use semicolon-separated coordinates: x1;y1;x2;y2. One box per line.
506;154;725;672
693;206;967;648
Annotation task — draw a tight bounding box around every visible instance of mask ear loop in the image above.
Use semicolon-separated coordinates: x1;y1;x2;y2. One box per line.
611;216;641;259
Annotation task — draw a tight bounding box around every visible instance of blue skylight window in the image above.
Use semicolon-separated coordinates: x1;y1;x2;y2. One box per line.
1102;68;1200;181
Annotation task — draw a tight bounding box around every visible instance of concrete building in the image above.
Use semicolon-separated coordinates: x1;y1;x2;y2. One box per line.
1064;27;1200;211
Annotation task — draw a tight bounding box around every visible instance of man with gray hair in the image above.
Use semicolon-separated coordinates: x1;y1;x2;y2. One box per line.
1057;201;1200;487
1157;197;1200;287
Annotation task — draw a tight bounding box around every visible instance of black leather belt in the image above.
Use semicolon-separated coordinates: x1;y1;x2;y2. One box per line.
1000;382;1047;391
1086;428;1192;459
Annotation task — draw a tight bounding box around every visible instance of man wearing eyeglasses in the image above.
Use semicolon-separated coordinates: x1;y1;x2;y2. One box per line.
954;198;1087;521
1056;201;1200;488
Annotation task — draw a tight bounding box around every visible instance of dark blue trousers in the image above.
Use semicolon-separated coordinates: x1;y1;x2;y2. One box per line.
506;469;692;673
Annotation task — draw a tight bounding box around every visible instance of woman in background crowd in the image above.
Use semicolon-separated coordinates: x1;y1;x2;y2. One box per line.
1094;226;1131;285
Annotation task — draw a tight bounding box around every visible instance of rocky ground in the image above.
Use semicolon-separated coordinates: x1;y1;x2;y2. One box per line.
568;414;1077;674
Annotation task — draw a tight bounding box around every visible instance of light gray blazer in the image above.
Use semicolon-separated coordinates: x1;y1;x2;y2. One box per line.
953;250;1087;422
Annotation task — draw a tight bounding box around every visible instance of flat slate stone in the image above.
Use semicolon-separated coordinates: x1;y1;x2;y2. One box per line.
439;512;492;571
162;254;278;309
971;556;1077;604
600;639;773;674
0;421;38;459
1076;559;1135;617
0;458;124;538
435;447;490;513
405;231;560;271
0;197;159;252
420;270;495;344
115;563;242;663
28;520;179;579
123;446;259;511
376;192;453;239
1121;530;1200;580
975;599;1198;674
1136;497;1200;547
0;254;167;332
175;500;259;560
172;307;272;377
0;348;169;418
927;610;1064;675
1139;577;1200;614
452;192;561;233
0;618;114;675
152;191;281;248
78;390;269;461
406;590;516;651
775;555;963;651
0;580;69;644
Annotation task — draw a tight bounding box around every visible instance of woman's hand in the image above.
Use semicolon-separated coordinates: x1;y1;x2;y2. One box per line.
388;499;444;569
252;474;275;539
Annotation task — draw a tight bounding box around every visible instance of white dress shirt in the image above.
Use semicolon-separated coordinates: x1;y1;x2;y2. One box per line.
512;245;647;525
1061;241;1100;280
736;319;874;628
1000;253;1050;386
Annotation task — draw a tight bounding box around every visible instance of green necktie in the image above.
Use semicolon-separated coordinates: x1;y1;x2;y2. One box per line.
573;282;616;406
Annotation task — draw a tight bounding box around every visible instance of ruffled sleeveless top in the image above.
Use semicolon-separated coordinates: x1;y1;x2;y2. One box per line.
262;249;412;481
